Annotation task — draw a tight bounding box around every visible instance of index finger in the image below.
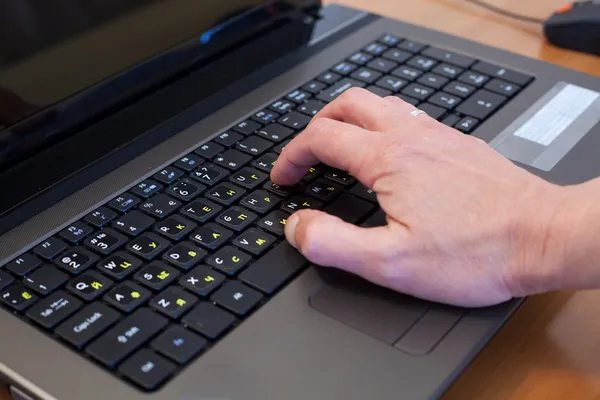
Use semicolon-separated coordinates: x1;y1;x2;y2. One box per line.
270;117;384;187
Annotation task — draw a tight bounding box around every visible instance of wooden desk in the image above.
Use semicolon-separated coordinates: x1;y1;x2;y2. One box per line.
2;1;598;399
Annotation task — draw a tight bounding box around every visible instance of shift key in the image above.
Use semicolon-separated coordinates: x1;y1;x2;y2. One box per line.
86;308;168;367
316;79;366;103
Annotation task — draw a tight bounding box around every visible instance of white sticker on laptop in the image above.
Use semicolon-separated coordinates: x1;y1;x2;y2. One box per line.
489;82;600;171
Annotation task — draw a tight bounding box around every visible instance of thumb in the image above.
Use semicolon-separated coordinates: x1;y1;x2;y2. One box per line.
285;209;407;280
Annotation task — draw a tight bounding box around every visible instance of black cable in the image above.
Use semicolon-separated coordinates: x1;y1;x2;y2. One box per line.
462;0;546;24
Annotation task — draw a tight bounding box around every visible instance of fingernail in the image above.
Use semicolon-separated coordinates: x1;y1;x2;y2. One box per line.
285;213;300;249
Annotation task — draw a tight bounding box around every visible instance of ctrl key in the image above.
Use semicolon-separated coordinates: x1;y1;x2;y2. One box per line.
119;349;176;391
55;303;120;348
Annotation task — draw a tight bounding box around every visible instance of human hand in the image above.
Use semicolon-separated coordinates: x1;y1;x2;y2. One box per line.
270;88;576;307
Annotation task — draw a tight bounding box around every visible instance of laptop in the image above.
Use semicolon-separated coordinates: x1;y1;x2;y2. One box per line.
1;1;599;399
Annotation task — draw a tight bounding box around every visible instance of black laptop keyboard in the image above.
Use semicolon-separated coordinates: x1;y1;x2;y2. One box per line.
0;34;533;391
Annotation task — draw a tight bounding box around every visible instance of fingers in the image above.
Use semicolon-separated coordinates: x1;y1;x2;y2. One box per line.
271;117;384;187
314;88;417;131
285;209;409;282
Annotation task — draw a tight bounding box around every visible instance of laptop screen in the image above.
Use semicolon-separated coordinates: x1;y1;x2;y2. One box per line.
0;0;316;172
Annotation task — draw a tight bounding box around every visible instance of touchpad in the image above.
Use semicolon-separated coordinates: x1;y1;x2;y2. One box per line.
309;268;467;354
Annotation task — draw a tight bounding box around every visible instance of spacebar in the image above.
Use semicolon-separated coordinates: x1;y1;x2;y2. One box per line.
239;242;308;294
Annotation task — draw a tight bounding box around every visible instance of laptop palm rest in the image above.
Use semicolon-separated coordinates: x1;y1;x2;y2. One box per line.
309;268;467;355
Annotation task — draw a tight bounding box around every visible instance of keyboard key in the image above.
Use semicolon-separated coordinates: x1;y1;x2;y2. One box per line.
59;221;94;244
236;136;273;156
401;83;434;101
55;247;99;274
256;124;294;143
421;47;475;68
233;120;261;136
112;211;155;237
240;190;281;214
278;112;311;130
302;165;325;182
127;233;170;260
104;282;151;313
379;34;401;46
324;193;375;224
418;103;446;120
391;65;422;81
484;78;521;97
0;270;14;291
214;131;243;147
443;81;476;98
347;51;373;65
361;209;388;227
33;237;67;261
108;193;141;213
282;196;323;213
179;266;225;297
233;228;275;255
350;183;378;203
230;167;268;190
301;80;327;94
150;286;197;319
97;252;143;280
131;179;163;199
138;194;181;219
286;90;311;104
134;261;180;291
23;265;68;295
407;56;437;71
351;67;383;84
366;58;397;74
298;100;325;117
269;99;295;113
332;61;358;75
455;117;480;134
215;206;257;232
375;75;407;92
163;242;207;271
27;291;82;329
190;223;233;250
167;179;205;201
206;182;246;206
240;242;307;294
153;165;184;184
366;86;392;97
396;94;420;106
151;326;208;364
252;153;278;173
457;71;489;87
397;40;426;53
6;254;42;276
0;284;37;311
316;71;341;84
427;92;461;110
306;179;342;202
180;198;222;223
442;113;462;127
173;154;202;171
190;163;228;186
194;142;225;160
84;207;118;228
119;349;176;391
455;89;506;120
364;42;387;56
67;271;113;301
211;281;263;316
316;78;366;103
207;246;251;275
86;308;168;367
258;210;289;236
470;61;532;85
154;215;196;241
432;63;464;79
382;48;412;64
55;303;121;348
417;73;449;90
182;303;236;339
324;170;356;186
84;228;127;255
263;180;304;198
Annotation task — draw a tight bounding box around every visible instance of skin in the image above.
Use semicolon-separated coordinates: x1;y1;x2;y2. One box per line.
270;88;600;307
